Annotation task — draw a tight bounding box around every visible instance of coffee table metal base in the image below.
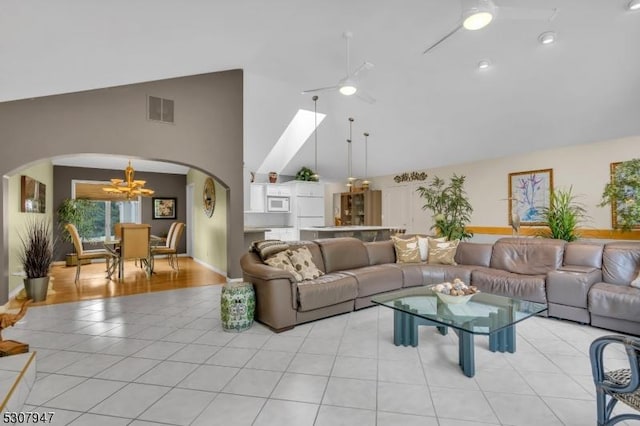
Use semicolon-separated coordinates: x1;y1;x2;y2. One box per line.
393;310;516;377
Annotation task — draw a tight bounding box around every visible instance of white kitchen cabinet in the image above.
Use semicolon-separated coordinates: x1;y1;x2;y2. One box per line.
265;184;291;197
249;184;265;212
265;228;296;241
297;196;325;217
292;182;324;197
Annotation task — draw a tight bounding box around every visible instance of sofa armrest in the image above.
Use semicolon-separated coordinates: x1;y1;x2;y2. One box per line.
240;252;297;282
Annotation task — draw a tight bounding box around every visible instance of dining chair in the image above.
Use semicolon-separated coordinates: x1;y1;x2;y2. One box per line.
65;223;117;285
151;222;185;271
118;224;152;279
590;335;640;425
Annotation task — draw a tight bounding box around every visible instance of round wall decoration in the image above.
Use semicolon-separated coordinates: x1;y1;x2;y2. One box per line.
203;177;216;217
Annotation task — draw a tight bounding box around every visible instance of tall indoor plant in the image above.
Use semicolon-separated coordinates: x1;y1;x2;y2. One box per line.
57;198;96;266
416;174;473;240
599;158;640;231
19;219;54;302
537;186;588;242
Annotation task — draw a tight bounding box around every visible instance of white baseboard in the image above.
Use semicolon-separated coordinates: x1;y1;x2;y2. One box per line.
191;257;229;280
8;285;24;300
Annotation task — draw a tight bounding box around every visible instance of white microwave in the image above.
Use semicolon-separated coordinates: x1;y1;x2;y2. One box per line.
267;196;290;212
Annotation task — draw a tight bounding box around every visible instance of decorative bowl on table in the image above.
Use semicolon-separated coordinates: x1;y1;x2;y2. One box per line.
431;279;479;305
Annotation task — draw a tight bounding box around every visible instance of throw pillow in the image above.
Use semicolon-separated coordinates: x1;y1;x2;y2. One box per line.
631;270;640;289
264;251;303;282
391;236;422;263
251;239;289;261
288;246;324;280
427;239;460;265
418;236;446;262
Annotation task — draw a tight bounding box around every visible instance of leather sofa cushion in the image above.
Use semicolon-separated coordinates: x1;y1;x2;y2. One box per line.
289;241;326;274
297;273;358;312
455;242;493;267
343;264;403;297
602;242;640;285
547;269;602;308
317;237;369;273
563;242;604;269
397;264;473;288
365;240;395;265
471;268;547;303
490;238;565;275
589;282;640;323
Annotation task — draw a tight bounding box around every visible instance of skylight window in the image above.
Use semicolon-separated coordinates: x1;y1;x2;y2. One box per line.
257;109;326;175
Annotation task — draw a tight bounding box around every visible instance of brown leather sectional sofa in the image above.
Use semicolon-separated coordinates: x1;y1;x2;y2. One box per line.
240;236;640;335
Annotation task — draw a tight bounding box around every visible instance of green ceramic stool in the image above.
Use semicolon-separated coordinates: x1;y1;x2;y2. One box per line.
221;282;255;332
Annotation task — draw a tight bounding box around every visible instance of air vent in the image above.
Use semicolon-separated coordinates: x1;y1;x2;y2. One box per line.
147;95;174;123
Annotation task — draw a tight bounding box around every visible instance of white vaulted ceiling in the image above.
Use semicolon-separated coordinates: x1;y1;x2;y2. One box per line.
1;0;639;179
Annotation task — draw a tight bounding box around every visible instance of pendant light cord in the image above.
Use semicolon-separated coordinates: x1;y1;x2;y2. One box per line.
364;132;369;181
313;96;318;177
348;117;354;179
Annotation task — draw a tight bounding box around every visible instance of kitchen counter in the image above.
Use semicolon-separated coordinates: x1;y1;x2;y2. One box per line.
244;227;272;233
299;226;398;242
243;227;272;247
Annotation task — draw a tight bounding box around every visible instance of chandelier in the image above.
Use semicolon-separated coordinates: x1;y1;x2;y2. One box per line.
102;160;155;200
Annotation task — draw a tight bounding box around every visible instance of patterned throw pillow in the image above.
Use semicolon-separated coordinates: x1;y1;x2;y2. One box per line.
251;239;289;261
427;238;459;265
631;270;640;289
287;247;324;280
391;236;422;263
264;251;303;282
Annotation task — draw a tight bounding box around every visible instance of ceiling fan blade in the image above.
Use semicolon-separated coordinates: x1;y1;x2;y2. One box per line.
301;85;339;94
355;90;376;104
497;6;558;21
351;61;374;78
423;23;463;55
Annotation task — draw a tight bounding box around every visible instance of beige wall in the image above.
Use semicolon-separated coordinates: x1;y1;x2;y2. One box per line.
0;70;244;303
8;161;54;295
187;170;227;274
371;135;640;235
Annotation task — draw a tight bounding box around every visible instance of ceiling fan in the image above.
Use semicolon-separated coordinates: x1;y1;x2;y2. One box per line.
302;32;376;104
423;0;558;54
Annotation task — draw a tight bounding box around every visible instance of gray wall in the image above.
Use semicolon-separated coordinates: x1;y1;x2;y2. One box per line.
53;166;187;260
0;70;244;303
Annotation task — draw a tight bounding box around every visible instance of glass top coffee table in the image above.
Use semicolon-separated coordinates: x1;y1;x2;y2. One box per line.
372;285;547;377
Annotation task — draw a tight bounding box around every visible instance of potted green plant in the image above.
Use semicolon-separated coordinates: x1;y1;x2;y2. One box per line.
295;166;318;182
18;219;54;302
537;186;588;242
599;158;640;231
57;198;95;266
416;174;473;240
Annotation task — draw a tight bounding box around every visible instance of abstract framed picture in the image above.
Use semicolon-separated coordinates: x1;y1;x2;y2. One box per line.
20;175;46;213
609;162;640;230
508;168;553;226
152;197;177;220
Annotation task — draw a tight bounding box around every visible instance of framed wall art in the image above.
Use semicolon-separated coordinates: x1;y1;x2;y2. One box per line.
21;175;46;213
152;197;177;220
508;168;553;226
609;161;640;230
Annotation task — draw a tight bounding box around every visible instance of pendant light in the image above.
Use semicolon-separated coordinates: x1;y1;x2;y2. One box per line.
312;96;320;180
362;132;370;190
346;117;355;190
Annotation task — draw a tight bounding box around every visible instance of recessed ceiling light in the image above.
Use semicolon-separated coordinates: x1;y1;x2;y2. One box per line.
538;31;556;45
478;59;491;70
629;0;640;10
463;0;495;30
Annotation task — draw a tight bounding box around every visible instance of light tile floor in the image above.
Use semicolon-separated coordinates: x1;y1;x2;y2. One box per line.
4;285;639;425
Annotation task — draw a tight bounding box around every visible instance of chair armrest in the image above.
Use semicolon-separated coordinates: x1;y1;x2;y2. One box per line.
590;335;640;394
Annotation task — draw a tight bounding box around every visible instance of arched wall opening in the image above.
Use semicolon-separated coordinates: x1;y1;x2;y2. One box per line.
0;70;244;303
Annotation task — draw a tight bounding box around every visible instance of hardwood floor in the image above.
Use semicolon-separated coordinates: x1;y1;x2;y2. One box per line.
9;257;227;308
